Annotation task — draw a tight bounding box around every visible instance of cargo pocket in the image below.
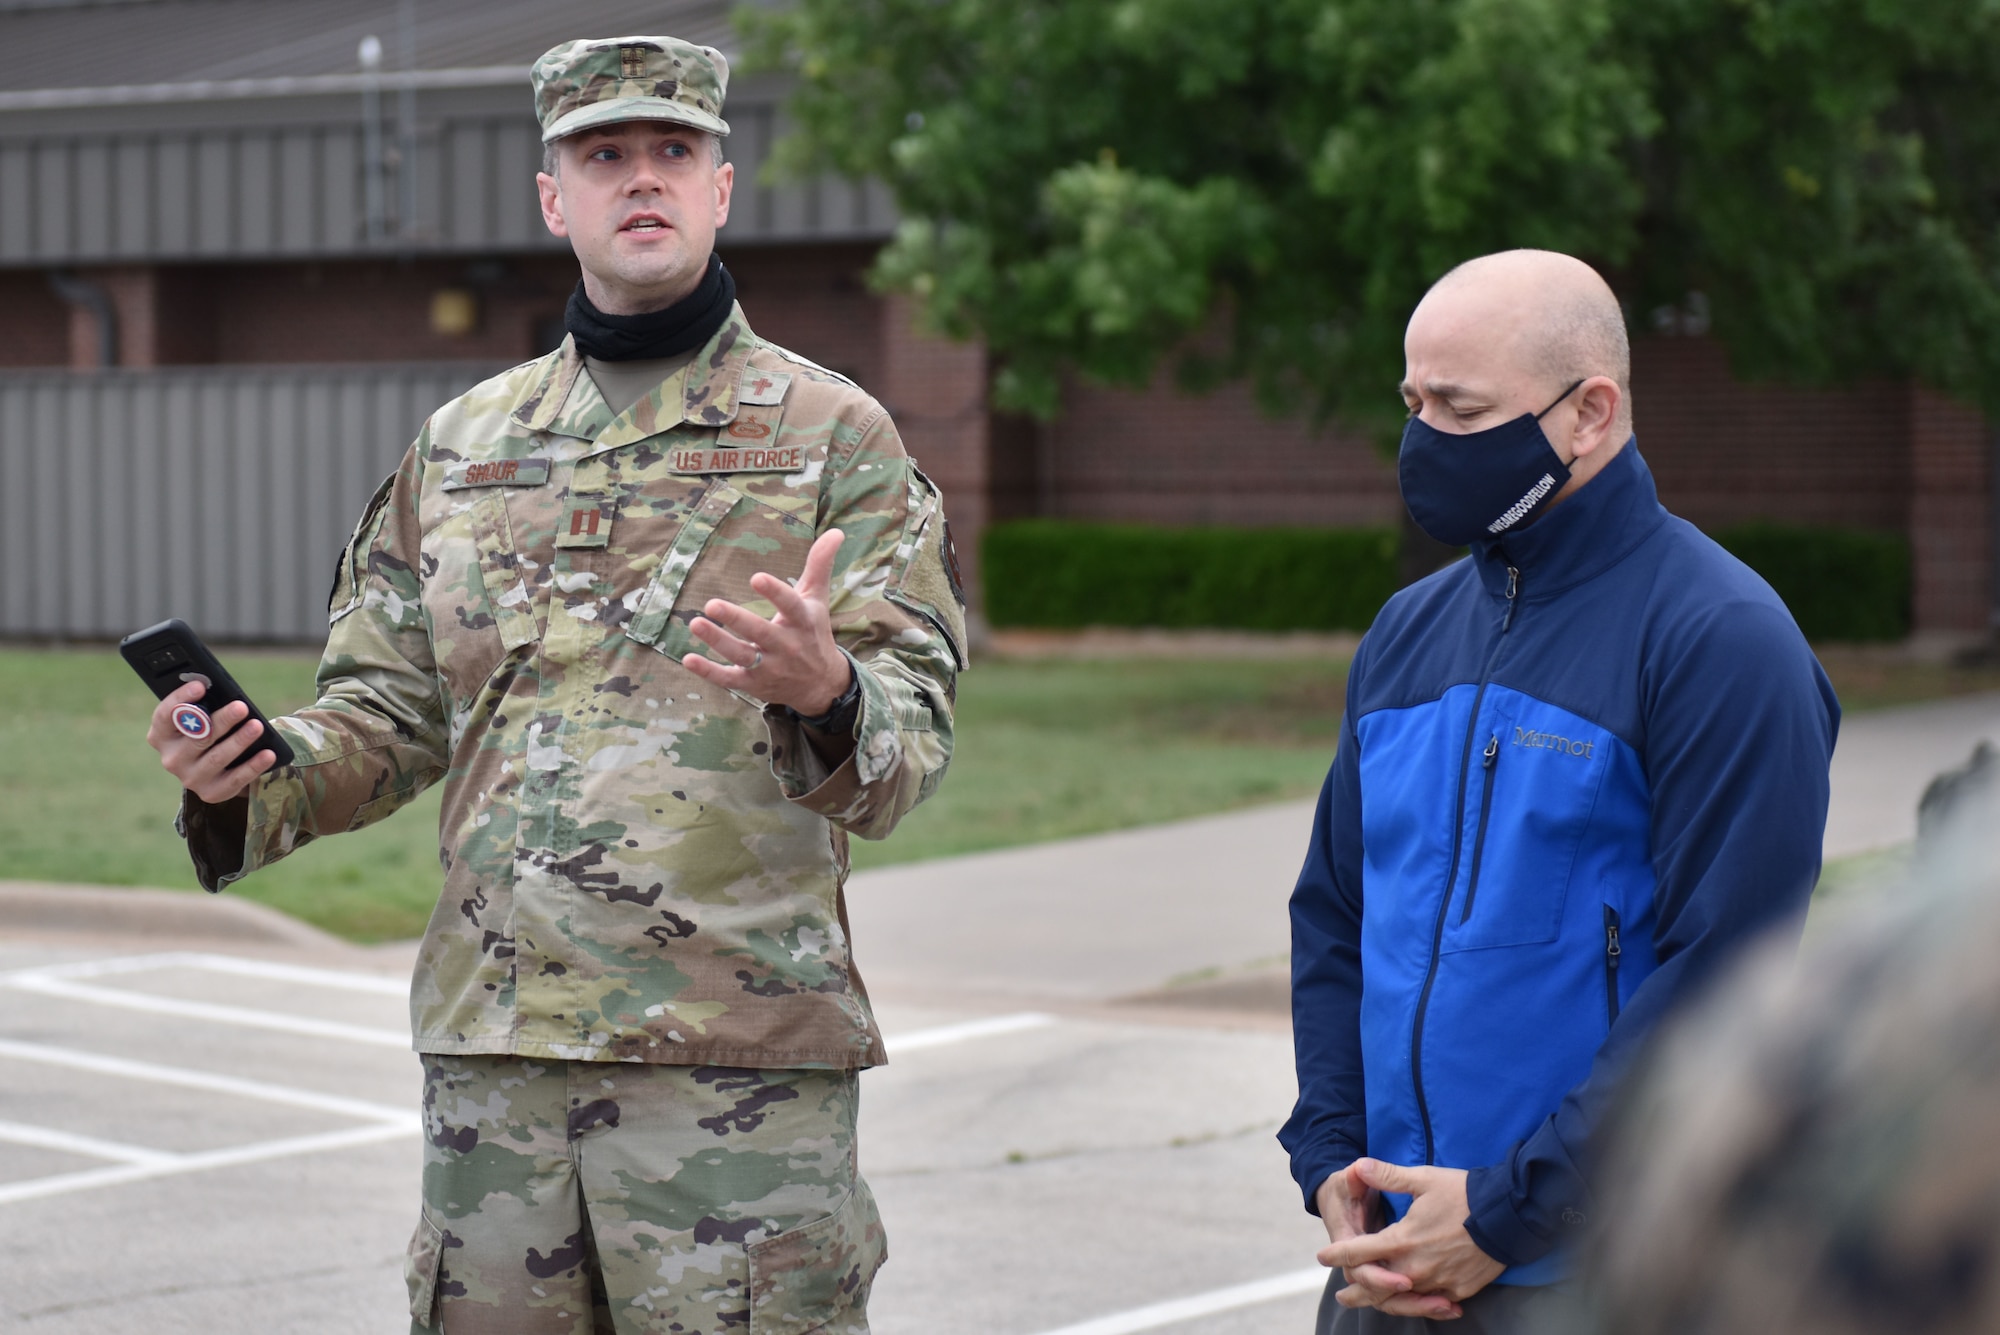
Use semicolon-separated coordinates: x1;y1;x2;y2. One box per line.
747;1182;888;1335
404;1210;445;1328
625;478;751;661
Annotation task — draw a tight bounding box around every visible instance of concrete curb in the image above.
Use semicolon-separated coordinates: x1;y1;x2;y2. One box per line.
0;880;346;950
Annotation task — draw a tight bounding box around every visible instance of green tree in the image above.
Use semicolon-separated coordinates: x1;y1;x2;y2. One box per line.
742;0;2000;441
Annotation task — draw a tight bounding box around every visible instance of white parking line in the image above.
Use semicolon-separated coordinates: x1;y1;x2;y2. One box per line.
19;950;407;996
0;1119;177;1167
3;973;410;1046
0;955;1063;1210
0;1038;413;1124
0;1122;417;1207
885;1012;1056;1054
1027;1267;1328;1335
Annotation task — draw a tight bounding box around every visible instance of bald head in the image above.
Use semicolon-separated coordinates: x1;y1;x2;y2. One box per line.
1408;249;1631;433
1399;250;1634;508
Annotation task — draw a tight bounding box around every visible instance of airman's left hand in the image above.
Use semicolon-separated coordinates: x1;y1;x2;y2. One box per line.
685;527;853;714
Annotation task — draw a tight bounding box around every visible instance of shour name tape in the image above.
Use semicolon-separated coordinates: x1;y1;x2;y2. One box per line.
668;445;806;474
442;458;553;490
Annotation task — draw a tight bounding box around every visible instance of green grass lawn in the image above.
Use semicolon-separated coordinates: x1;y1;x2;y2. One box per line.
0;647;1347;941
7;640;1995;943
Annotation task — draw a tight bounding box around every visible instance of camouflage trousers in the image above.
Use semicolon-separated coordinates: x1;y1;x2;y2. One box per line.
405;1054;885;1335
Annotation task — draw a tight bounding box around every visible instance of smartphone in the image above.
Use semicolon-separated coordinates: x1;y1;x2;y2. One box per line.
119;618;296;770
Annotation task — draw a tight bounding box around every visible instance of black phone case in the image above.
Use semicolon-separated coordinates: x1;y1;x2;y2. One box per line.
119;618;296;770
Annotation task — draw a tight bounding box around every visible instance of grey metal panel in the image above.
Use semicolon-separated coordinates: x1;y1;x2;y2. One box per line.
114;139;151;256
0;141;29;260
194;135;232;255
278;127;320;254
71;138;110;259
0;363;501;641
26;380;59;629
441;118;485;249
321;127;358;251
0;383;26;629
33;140;65;260
0;92;895;265
236;131;275;255
733;103;775;238
492;117;545;251
154;136;193;255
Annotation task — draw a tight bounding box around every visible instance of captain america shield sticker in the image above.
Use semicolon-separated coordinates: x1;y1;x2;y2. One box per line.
171;703;213;741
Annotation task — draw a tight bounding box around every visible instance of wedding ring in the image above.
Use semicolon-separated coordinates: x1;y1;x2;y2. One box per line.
750;651;764;671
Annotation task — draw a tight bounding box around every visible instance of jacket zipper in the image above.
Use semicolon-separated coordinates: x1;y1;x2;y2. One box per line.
1457;736;1501;924
1603;905;1623;1026
1411;564;1519;1164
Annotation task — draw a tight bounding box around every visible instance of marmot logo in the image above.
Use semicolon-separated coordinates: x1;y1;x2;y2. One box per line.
1514;726;1594;758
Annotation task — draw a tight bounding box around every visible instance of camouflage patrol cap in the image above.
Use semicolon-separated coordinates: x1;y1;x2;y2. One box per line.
530;36;730;144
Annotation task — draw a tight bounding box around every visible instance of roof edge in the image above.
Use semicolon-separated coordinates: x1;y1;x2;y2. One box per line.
0;65;530;111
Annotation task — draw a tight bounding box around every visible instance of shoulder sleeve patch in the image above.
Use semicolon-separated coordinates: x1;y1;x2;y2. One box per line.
888;466;970;670
327;471;397;625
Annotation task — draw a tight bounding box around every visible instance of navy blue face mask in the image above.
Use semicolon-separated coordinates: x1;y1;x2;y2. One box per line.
1397;380;1584;547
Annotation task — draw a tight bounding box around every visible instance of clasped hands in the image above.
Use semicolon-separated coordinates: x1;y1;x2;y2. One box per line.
1315;1159;1506;1321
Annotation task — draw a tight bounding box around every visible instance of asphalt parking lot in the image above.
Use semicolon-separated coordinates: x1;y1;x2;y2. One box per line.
8;690;1993;1333
0;937;1325;1334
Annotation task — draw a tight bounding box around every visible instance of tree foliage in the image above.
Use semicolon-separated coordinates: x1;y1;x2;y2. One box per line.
741;0;2000;438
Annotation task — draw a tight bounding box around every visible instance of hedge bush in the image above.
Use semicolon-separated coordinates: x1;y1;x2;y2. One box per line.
982;520;1400;632
1713;522;1911;643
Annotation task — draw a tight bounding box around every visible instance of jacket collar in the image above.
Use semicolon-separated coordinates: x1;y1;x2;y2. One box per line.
1470;438;1669;601
508;301;758;446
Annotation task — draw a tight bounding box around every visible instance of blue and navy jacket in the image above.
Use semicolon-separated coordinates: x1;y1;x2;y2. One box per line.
1279;442;1839;1283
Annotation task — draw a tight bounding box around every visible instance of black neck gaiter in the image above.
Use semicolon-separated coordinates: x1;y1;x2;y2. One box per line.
564;255;735;362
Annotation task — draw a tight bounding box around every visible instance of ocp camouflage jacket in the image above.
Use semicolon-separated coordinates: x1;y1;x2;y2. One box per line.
181;305;965;1069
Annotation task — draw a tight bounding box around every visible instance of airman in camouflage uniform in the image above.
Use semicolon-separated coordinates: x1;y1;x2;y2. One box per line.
1581;776;2000;1335
150;34;963;1335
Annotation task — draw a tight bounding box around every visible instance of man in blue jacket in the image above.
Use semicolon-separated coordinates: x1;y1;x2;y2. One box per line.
1283;249;1840;1331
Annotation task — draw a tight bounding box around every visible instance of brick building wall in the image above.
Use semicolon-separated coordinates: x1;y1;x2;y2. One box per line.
1910;386;1993;633
0;270;68;367
1036;371;1402;530
0;245;1987;631
1630;337;1912;533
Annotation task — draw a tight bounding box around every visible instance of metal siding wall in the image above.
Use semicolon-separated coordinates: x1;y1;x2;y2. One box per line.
0;363;499;642
155;137;194;255
0;103;891;262
0;143;29;261
34;142;66;260
194;136;232;255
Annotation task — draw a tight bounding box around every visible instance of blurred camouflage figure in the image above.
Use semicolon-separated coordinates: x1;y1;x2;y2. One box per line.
148;33;963;1335
1582;747;2000;1335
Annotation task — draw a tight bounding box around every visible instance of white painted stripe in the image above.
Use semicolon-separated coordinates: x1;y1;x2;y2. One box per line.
0;1123;416;1207
0;1119;177;1167
1;952;223;982
4;974;409;1047
883;1012;1056;1054
0;1038;415;1125
13;950;410;997
1028;1268;1329;1335
177;951;409;996
2;956;1050;1056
